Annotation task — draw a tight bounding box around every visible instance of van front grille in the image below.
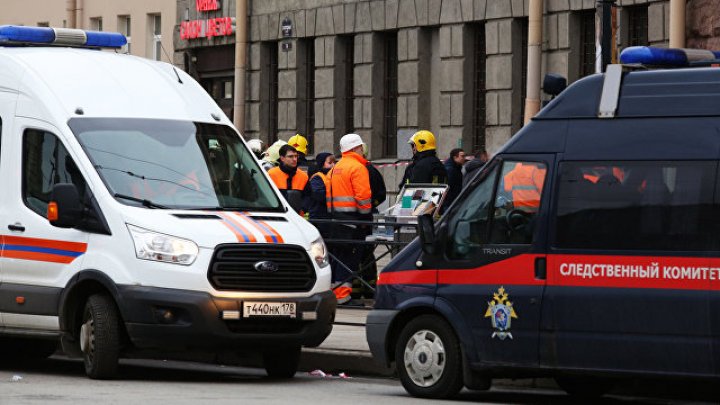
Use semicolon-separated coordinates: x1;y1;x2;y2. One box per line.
208;244;316;292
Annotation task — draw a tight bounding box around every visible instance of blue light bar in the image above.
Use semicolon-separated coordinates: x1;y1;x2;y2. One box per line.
0;25;127;49
85;31;127;48
0;26;54;43
620;46;720;67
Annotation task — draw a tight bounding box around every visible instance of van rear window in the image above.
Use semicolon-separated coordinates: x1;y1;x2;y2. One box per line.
554;161;718;251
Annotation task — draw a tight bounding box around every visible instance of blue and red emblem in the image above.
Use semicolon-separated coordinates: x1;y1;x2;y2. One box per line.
484;286;518;340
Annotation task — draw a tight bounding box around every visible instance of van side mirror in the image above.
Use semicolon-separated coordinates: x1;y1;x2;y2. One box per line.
418;214;437;255
49;183;82;228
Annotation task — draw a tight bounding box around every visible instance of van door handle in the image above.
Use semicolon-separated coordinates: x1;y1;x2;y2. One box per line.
535;257;547;280
8;223;25;232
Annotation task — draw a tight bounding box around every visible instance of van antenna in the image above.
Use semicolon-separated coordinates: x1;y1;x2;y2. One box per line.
160;42;183;84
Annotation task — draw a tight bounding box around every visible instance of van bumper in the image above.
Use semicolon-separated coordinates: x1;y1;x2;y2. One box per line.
366;309;399;367
117;286;336;351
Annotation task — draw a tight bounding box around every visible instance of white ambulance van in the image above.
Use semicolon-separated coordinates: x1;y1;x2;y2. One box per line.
0;26;335;379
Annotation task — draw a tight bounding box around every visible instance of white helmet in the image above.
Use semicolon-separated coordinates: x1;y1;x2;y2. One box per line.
340;133;364;153
246;138;263;154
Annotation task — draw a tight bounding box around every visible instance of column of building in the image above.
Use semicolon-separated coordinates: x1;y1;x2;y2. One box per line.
484;4;517;155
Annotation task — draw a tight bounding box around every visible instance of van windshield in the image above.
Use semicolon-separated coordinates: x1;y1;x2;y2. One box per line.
68;118;282;211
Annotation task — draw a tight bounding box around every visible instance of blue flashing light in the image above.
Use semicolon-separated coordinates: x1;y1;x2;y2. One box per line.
620;46;720;66
85;31;127;48
0;25;127;49
0;26;55;44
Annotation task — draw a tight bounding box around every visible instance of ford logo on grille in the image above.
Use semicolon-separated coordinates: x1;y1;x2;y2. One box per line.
254;261;279;273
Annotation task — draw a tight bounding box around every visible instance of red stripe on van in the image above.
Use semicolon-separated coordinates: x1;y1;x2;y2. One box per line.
4;235;87;253
378;253;720;291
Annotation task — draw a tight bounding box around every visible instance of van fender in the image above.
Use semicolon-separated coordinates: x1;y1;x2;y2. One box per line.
433;296;480;364
58;270;125;333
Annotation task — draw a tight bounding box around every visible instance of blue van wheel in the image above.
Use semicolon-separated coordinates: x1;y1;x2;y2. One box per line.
395;314;464;399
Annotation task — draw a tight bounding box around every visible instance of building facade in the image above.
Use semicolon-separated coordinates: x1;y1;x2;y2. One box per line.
176;0;673;192
0;0;176;63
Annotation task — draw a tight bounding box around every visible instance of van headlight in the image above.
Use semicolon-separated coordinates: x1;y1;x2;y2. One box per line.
310;237;329;267
128;225;199;265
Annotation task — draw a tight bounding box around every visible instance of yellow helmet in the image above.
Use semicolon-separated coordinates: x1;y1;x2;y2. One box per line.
408;130;436;152
288;134;308;155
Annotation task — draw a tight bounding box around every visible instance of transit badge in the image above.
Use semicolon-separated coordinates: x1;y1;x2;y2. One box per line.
484;286;518;340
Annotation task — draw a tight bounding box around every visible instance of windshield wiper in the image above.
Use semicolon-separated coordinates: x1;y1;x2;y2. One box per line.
113;193;169;209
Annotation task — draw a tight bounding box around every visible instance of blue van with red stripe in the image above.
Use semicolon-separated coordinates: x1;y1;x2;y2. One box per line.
367;53;720;399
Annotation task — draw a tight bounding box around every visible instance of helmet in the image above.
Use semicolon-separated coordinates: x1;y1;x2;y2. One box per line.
263;140;287;163
408;130;436;152
288;134;308;155
246;138;263;154
340;133;364;153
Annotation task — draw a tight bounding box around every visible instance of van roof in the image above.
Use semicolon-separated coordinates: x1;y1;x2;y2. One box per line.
537;67;720;120
503;66;720;159
0;46;228;125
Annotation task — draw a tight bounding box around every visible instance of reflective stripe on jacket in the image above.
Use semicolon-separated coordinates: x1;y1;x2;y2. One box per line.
326;152;372;215
503;163;546;209
268;166;309;191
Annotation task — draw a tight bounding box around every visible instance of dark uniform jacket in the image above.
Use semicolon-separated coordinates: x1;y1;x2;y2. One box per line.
399;150;448;189
443;158;463;207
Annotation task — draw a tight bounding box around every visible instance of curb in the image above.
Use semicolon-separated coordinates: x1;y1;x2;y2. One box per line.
300;348;394;377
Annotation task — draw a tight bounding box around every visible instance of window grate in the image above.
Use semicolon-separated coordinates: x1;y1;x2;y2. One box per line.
383;33;398;157
299;39;315;155
262;42;279;143
580;11;597;77
343;36;355;135
472;25;486;153
519;18;529;127
627;6;649;47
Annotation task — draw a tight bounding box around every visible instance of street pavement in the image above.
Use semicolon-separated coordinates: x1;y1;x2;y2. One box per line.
300;306;393;377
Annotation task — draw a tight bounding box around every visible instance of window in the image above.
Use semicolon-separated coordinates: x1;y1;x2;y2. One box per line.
90;17;103;31
23;130;87;217
70;118;281;211
150;14;162;61
298;39;315;155
579;11;596;77
260;42;279;143
446;160;547;259
626;6;649;47
118;15;131;54
517;18;528;128
555;161;718;251
382;33;398;157
37;22;49;27
472;24;486;153
447;164;498;259
223;80;233;99
339;35;355;135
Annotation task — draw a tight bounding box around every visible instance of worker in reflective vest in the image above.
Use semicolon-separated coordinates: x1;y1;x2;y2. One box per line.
503;162;546;210
268;144;310;214
326;133;372;304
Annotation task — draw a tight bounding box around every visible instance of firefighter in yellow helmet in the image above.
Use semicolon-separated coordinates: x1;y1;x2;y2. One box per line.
399;130;448;189
288;134;318;176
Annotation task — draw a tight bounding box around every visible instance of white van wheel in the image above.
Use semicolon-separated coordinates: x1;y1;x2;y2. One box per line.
395;315;463;399
81;294;120;379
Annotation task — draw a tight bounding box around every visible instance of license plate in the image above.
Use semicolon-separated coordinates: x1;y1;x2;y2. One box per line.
242;301;296;318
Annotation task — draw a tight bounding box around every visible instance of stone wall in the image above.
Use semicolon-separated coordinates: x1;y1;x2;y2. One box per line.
175;0;672;196
687;0;720;49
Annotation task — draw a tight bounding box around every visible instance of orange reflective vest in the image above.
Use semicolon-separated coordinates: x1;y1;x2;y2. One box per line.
268;166;309;191
503;163;546;209
326;152;372;216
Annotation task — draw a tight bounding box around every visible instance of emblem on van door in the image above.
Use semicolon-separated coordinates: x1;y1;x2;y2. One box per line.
254;261;279;273
484;286;518;340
